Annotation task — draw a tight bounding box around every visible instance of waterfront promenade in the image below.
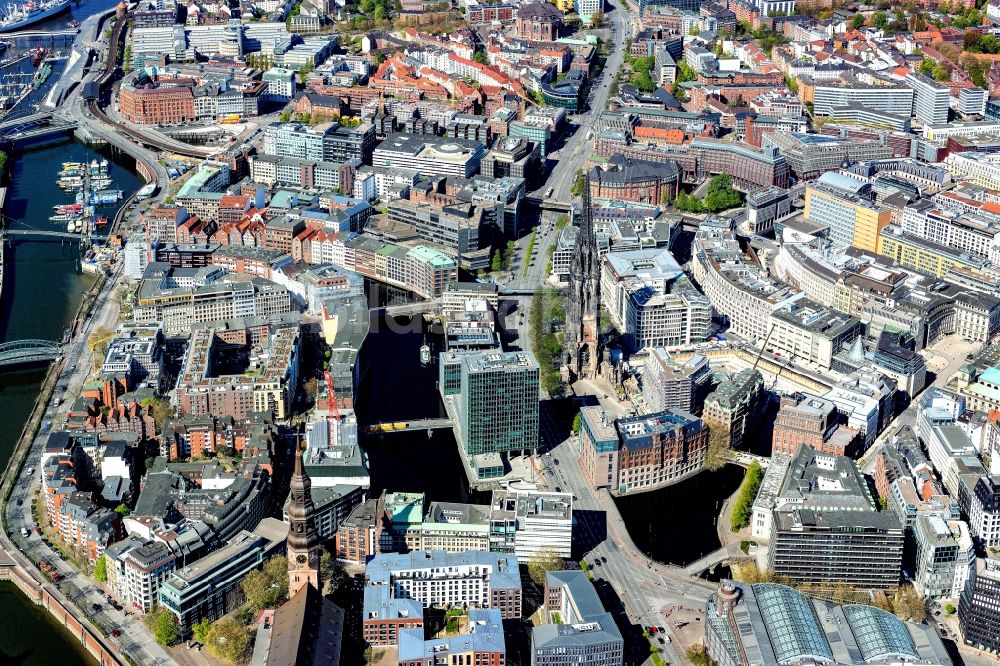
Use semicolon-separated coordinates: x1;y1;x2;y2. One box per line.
3;259;176;666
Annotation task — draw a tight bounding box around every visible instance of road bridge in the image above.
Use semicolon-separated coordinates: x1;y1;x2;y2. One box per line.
681;545;749;576
0;339;61;367
3;28;77;38
524;196;574;215
3;119;78;142
0;111;54;130
499;287;540;296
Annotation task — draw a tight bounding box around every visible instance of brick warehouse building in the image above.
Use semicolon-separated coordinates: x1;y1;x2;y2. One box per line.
119;79;196;125
588;155;681;205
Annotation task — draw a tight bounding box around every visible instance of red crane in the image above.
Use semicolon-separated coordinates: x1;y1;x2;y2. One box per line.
324;370;340;445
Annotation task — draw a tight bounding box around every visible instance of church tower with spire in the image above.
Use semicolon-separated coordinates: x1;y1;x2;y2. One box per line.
287;443;320;597
564;171;602;380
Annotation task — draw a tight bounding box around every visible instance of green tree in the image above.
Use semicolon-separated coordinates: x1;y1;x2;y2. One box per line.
590;10;603;27
192;618;212;645
890;584;926;622
703;174;742;212
94;555;107;582
205;617;251;665
241;556;289;611
527;549;564;585
731;461;763;530
572;412;581;436
686;645;710;666
145;608;179;646
932;62;952;81
503;240;516;270
140;397;175;433
851;13;866;28
944;603;956;615
115;502;130;517
872;11;889;29
704;420;730;470
570;168;585;196
374;5;386;21
490;247;503;273
279;110;292;122
472;51;489;65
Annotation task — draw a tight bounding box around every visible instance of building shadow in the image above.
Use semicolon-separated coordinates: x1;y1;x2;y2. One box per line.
591;577;662;666
572;508;607;558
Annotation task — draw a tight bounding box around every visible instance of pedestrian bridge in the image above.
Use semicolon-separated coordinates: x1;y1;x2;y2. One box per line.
1;229;84;242
0;339;61;367
364;418;453;434
381;298;440;317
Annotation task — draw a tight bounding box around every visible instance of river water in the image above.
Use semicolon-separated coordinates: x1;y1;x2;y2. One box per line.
0;136;141;664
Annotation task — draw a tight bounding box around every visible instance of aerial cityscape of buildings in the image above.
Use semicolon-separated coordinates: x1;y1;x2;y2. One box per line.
6;0;1000;663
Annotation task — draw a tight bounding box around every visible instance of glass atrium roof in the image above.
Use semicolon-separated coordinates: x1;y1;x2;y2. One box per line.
843;604;919;662
754;584;834;664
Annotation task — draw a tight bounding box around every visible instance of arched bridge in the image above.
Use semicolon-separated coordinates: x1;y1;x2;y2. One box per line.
0;340;61;367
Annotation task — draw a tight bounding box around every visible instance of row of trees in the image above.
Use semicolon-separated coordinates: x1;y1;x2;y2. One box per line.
729;461;763;531
529;287;566;396
673;174;742;214
490;240;517;273
732;562;927;622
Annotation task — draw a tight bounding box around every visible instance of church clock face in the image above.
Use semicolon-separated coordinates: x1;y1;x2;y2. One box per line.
296;554;307;564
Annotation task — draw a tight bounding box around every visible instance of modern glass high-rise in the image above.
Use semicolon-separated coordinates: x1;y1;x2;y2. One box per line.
441;351;540;455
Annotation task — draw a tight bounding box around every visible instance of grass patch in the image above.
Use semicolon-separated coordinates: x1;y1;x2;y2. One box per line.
523;229;537;277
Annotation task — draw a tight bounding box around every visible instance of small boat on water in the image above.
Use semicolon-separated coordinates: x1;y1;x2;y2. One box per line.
65;220;74;232
89;189;123;204
31;62;51;90
94;215;108;227
30;47;47;67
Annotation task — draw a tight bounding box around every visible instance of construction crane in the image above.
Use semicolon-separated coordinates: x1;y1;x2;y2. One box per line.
144;214;153;265
324;370;340;447
750;324;776;373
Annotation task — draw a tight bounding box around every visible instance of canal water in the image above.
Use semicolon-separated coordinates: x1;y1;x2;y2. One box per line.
0;136;141;664
0;581;97;665
356;312;490;505
614;464;747;566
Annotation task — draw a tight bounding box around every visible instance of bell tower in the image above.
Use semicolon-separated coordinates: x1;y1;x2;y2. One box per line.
564;171;602;381
287;442;320;597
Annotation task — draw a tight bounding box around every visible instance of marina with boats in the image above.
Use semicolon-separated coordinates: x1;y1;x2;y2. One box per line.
50;158;120;234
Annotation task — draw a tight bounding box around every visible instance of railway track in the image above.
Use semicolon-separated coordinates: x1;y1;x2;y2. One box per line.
86;10;206;160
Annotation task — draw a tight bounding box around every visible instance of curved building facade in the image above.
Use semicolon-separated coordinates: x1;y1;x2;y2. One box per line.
692;221;795;343
690;138;791;190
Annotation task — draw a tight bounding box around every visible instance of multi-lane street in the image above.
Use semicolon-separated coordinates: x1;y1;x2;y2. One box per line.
4;259;178;666
538;430;718;665
507;0;636;292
